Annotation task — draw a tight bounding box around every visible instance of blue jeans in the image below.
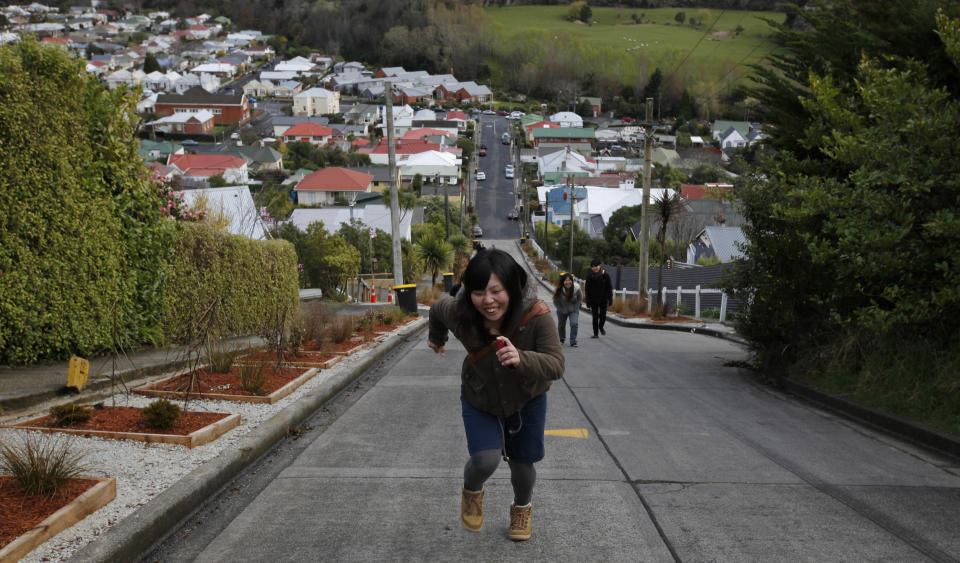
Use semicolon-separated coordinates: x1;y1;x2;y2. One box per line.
557;309;578;345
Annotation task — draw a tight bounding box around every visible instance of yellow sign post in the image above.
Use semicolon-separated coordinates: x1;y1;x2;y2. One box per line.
67;357;90;392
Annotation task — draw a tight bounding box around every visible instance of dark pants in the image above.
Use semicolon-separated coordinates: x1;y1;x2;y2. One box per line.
590;303;607;336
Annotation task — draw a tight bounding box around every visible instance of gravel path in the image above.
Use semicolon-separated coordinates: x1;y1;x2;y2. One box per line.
1;319;425;562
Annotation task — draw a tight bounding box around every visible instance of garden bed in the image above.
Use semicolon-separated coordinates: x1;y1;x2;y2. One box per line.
2;407;240;449
133;366;318;404
0;477;116;562
236;349;341;369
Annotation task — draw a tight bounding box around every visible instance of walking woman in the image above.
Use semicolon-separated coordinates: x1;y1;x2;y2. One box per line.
428;248;565;541
552;273;582;347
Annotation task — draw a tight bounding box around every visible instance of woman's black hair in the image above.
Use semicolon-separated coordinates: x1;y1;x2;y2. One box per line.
553;272;574;301
456;248;528;341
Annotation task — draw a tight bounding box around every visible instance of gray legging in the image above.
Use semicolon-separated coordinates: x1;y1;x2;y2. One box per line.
463;449;536;506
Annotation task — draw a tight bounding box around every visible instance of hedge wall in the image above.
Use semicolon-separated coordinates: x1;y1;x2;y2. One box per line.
163;223;300;343
0;40;175;365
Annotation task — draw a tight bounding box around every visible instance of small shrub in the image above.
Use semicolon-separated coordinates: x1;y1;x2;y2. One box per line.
701;308;721;319
326;314;356;343
0;434;88;497
416;285;443;306
357;312;376;332
300;301;330;345
651;300;673;319
610;295;648;316
533;257;551;273
49;404;91;427
238;363;267;395
545;270;561;285
141;398;182;429
208;346;237;374
378;306;408;325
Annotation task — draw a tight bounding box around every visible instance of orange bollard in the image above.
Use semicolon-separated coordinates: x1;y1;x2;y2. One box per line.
388;288;393;303
371;286;376;303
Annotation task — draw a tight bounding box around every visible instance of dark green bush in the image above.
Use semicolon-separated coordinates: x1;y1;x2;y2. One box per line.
141;398;181;429
163;222;299;343
49;404;92;427
0;39;175;365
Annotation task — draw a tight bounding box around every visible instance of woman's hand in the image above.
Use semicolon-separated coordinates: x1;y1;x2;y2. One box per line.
495;336;520;367
428;340;445;356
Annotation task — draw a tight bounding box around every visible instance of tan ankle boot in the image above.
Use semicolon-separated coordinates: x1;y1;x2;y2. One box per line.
509;503;532;541
461;488;484;532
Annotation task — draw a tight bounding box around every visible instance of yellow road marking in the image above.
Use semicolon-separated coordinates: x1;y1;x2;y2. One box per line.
544;428;589;439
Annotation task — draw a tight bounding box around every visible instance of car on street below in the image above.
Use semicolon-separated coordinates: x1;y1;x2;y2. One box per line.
505;168;514;179
476;171;486;181
507;208;519;220
496;110;509;116
472;225;483;237
479;148;486;156
509;111;525;119
181;139;198;146
482;109;496;115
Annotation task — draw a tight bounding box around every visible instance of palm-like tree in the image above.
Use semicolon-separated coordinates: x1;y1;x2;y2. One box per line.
448;233;471;275
654;191;685;307
416;233;453;286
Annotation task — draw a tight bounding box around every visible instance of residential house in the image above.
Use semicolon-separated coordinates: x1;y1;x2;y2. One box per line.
260;70;299;83
294;167;373;206
189;62;235;80
686;226;745;264
360;138;460;166
146;110;216;135
186;24;212;39
155;87;251;125
549;111;584;128
138;140;183;161
243;45;275;59
345;103;380;129
143;70;181;92
349;166;396;192
226;145;284;172
293;87;340;116
167;153;250;185
243;79;275;98
176;186;267;240
288;203;413;241
651;147;683;168
531;127;595;152
146;162;178;183
282;122;336;145
270;116;330;137
273;80;302;98
275;56;314;74
399;151;461;188
717;127;746;149
172;72;220;94
711;120;750;141
105;68;145;89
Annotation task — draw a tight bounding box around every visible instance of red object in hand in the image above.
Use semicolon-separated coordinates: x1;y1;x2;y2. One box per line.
496;338;506;350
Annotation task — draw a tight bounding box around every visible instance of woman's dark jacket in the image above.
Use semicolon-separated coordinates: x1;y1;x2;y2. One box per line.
429;294;564;417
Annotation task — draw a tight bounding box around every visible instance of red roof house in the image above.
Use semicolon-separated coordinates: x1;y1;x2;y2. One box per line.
680;183;734;199
283;122;335;145
167;154;249;184
295;167;374;206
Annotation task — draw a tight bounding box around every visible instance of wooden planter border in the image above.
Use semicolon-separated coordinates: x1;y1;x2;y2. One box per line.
133;367;318;404
2;412;241;449
329;341;369;357
234;353;341;370
0;477;116;562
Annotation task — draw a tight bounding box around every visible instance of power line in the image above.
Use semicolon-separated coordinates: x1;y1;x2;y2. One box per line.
668;9;727;78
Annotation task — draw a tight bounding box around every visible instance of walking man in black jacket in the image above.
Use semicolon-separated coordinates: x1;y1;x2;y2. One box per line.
584;258;613;338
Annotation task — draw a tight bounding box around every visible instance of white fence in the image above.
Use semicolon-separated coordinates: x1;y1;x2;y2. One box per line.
612;285;730;323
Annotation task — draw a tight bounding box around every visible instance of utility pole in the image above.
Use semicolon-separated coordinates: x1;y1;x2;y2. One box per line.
385;81;403;287
639;97;653;304
568;172;575;274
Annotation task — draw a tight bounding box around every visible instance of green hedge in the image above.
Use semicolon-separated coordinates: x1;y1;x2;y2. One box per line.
0;40;175;365
163;223;299;343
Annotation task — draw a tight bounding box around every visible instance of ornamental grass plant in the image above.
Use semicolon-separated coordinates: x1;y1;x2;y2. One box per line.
0;434;88;497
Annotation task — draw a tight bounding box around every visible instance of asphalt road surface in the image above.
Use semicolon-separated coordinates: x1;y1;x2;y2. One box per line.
147;243;960;562
474;116;523;241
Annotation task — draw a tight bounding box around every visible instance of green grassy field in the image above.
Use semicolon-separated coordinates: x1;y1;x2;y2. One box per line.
487;6;783;78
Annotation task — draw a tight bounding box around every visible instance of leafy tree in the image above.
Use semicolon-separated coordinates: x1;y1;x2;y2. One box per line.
338;219;392;275
277;222;360;295
655;165;688;190
731;2;960;369
580;4;592;24
653;192;684;305
143;52;161;73
674;12;686;25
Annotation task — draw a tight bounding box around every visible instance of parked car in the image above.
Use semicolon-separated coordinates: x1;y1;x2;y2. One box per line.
501;133;511;145
476;171;486;181
479;148;487;156
505;167;514;179
509;111;525;119
482;109;496;115
507;208;519;220
472;225;484;237
496;109;509;116
181;139;198;146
